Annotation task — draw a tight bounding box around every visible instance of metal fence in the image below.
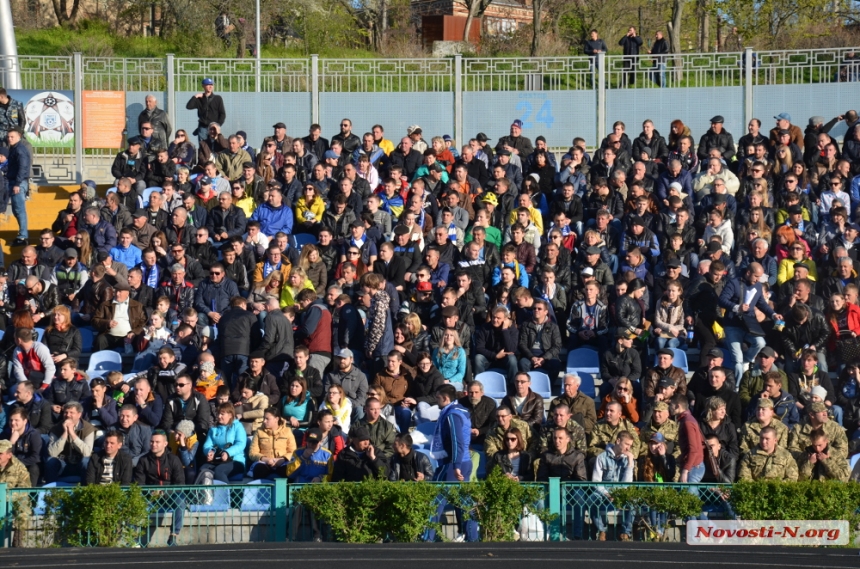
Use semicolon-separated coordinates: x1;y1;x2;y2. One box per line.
1;480;744;547
5;46;860;183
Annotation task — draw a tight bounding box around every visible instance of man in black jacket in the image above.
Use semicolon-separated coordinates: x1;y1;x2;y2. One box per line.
217;296;261;388
600;329;642;384
389;137;423;180
260;296;294;377
13;381;54;434
85;430;133;485
456;145;489;189
388;434;434;481
133;431;185;545
160;372;212;439
691;367;743;428
474;307;519;382
185;78;226;142
110;137;146;193
458;382;497;445
517;299;563;379
331;426;388;482
618;27;643;86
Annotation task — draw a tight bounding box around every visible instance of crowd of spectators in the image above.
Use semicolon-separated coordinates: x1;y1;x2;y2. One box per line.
1;78;860;542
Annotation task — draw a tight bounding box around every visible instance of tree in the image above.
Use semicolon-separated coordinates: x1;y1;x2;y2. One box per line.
531;0;545;55
50;0;81;25
462;0;497;42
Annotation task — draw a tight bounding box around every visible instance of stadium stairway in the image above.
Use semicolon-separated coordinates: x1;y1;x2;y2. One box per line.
0;185;75;258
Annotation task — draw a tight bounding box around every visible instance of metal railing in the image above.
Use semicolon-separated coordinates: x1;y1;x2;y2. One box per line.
5;46;860;184
2;480;743;547
2;482;283;548
560;482;731;541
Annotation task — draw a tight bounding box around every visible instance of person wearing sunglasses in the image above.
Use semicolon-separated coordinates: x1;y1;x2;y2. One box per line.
192;262;239;327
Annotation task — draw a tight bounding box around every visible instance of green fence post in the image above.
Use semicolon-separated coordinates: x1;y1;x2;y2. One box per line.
0;483;6;547
274;478;288;542
548;478;561;541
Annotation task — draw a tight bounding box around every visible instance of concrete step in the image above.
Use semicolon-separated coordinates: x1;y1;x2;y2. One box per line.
0;185;76;258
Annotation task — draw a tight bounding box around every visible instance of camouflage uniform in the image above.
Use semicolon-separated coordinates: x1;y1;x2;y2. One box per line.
0;452;33;546
0;454;31;488
797;446;851;481
739;419;789;455
0;96;25;145
638;418;680;458
787;419;848;462
537;418;587;454
587;418;641;459
484;416;534;458
738;446;799;481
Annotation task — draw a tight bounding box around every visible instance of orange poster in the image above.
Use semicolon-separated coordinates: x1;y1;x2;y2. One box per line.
82;90;127;149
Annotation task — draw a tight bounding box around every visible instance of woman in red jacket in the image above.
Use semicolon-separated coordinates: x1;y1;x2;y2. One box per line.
827;292;860;364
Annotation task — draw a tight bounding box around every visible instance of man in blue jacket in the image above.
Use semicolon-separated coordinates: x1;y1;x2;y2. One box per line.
250;187;293;237
430;384;472;481
193;262;239;327
7;129;31;246
719;262;783;386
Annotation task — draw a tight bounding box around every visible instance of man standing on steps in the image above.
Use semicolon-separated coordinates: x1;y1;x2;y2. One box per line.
7;129;30;247
0;88;25;147
186;78;226;144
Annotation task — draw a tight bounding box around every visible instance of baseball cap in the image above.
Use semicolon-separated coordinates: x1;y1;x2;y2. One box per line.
199;176;212;185
787;204;803;215
202;78;214;85
666;258;682;268
305;428;322;444
127;136;142;146
443;134;452;142
616;328;633;339
657;377;675;390
350;426;371;441
581;267;594;276
407;125;422;135
63;248;78;259
497;148;512;157
96;251;110;263
808;116;825;126
242;161;255;170
349;219;364;228
334;348;353;359
707;241;723;253
774;112;791;122
512;119;524;128
758;346;775;359
650;432;666;443
629;214;645;226
757;398;774;408
653;401;669;412
324;150;339;160
416;281;433;292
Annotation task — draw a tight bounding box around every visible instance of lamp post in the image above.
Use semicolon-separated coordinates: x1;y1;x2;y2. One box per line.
0;0;21;89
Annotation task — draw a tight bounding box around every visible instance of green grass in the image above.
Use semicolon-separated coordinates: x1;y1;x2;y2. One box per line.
16;21;381;59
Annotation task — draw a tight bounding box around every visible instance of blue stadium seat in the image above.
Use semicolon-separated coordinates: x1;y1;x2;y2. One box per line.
566;348;600;374
87;350;123;375
142;187;160;207
290;233;317;253
527;370;552;399
567;370;597;399
475;371;506;400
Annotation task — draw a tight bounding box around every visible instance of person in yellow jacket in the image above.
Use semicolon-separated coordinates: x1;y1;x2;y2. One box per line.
249;408;297;479
294;184;326;233
280;267;315;307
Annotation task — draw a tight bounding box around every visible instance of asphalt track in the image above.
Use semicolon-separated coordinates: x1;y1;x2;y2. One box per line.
1;542;859;569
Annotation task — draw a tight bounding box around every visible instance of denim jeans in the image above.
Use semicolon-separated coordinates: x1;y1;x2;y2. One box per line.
10;179;28;240
656;336;681;350
686;461;706;483
723;326;766;387
425;460;478;542
591;493;633;536
221;354;249;389
393;404;413;434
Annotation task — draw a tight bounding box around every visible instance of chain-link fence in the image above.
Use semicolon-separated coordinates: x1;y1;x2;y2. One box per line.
2;483;280;548
560;482;733;542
